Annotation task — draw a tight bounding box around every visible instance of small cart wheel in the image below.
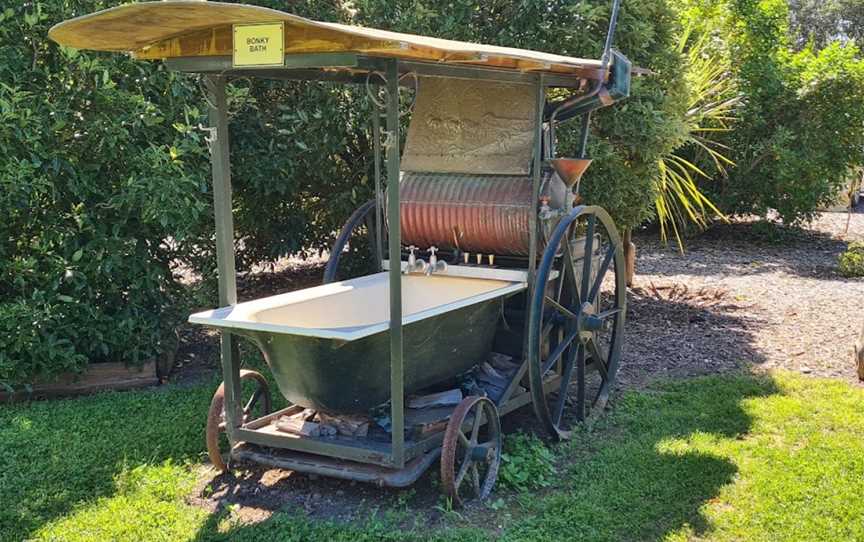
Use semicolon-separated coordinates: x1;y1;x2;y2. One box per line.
440;396;502;507
528;205;626;440
206;369;272;472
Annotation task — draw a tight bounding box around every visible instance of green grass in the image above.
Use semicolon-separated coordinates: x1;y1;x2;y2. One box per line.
2;371;864;541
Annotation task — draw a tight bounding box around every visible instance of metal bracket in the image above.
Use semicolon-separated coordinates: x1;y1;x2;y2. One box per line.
365;70;418;117
196;123;218;153
382;129;397;151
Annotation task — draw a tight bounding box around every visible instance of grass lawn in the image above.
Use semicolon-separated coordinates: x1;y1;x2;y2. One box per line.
2;370;863;541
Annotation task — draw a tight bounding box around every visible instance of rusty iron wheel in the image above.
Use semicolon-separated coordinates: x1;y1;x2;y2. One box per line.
440;396;501;507
205;369;272;472
528;205;626;440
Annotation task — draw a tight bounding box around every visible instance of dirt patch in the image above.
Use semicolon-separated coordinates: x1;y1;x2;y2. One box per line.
187;463;454;528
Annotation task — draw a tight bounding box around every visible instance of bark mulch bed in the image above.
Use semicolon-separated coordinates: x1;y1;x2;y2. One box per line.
624;211;864;388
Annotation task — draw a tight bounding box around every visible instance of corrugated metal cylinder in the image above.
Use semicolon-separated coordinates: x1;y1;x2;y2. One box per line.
399;172;535;255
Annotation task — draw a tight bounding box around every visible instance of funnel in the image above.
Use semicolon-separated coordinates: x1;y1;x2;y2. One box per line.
548;158;592;187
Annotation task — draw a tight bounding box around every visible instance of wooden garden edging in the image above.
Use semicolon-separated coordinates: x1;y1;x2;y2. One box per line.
0;360;158;402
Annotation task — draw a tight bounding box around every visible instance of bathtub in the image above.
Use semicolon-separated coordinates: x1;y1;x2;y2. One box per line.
190;272;525;413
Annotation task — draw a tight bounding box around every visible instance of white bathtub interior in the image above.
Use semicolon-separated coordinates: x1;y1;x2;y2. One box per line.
189;272;525;341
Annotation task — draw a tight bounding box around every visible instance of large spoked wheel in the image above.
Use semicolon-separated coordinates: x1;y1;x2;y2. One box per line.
323;199;381;284
528;205;626;440
440;396;502;507
206;369;272;472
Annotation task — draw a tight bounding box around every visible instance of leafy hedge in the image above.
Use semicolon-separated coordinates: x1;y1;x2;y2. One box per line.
1;0;686;386
0;1;212;385
839;241;864;278
677;0;864;225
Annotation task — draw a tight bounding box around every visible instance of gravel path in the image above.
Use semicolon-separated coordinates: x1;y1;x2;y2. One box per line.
622;211;864;387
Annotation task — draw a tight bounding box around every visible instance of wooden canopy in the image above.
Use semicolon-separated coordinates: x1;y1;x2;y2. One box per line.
49;1;608;78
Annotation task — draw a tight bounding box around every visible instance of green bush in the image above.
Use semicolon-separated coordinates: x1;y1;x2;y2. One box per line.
839;242;864;278
679;0;864;225
227;79;376;268
0;0;376;386
0;1;213;385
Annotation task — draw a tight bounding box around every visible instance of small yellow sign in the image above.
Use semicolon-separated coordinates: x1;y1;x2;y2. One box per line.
233;22;284;67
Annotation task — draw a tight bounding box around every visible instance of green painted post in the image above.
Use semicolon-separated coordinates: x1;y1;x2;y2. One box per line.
385;59;405;468
206;75;242;439
512;76;546;409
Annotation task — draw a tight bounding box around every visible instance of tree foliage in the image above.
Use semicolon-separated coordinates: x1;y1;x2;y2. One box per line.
789;0;864;51
675;0;864;226
0;1;212;384
719;0;864;224
654;25;737;251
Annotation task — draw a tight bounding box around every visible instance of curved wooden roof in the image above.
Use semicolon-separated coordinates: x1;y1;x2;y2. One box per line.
49;1;607;77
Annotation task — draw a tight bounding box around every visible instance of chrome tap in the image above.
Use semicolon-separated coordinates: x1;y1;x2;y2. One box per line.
425;246;447;276
404;245;427;274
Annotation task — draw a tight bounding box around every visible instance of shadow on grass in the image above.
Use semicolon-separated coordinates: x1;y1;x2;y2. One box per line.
182;373;780;542
502;373;780;541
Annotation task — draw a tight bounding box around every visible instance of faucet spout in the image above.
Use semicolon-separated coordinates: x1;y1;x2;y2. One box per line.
404;245;427;274
425;246;447;276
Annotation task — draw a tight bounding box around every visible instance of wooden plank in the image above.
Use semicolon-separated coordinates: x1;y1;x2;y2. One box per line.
0;361;158;402
276;417;323;437
244;405;303;429
48;1;609;78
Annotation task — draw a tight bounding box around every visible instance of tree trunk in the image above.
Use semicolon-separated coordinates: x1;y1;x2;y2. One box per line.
856;321;864;382
623;227;636;287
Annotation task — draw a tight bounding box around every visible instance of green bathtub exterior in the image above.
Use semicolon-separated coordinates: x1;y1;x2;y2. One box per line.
236;297;504;413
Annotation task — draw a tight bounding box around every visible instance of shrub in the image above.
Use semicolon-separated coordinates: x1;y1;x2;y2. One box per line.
0;1;213;386
499;432;557;491
654;24;737;250
839;242;864;278
685;0;864;225
0;0;374;386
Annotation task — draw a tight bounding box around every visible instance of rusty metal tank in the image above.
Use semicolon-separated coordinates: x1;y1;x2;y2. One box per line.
399;172;572;256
